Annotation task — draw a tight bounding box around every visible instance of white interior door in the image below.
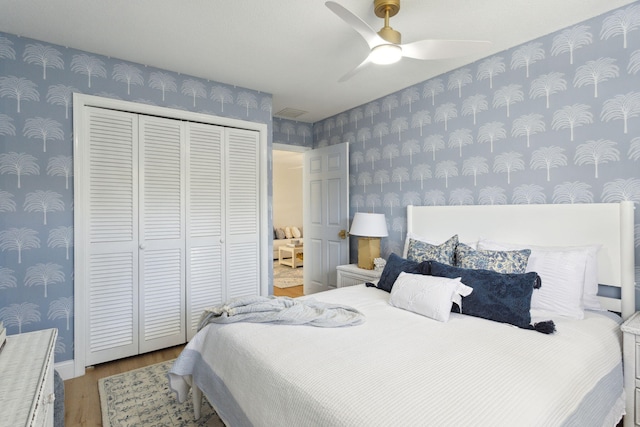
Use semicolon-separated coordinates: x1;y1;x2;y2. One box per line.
303;142;349;294
84;107;139;365
186;123;224;340
138;116;186;353
225;128;261;299
75;94;268;375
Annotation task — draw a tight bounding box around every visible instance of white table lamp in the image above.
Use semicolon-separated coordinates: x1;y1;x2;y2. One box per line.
349;212;388;270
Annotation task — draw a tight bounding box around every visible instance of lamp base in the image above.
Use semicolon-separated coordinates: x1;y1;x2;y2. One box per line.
357;237;381;270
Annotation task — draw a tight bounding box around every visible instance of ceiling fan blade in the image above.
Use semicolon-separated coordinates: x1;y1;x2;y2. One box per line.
402;39;492;60
338;56;372;83
325;1;385;49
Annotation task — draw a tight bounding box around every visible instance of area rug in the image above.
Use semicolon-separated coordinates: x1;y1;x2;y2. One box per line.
99;359;223;427
273;263;303;288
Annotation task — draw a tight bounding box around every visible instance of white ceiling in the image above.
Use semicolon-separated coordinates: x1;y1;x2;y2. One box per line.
1;0;637;123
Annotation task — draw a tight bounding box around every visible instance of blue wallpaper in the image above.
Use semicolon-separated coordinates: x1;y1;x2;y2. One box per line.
2;3;640;366
0;31;273;363
273;117;313;148
314;4;640;298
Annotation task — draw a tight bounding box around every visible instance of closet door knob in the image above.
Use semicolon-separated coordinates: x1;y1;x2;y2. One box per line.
139;243;146;250
220;238;224;244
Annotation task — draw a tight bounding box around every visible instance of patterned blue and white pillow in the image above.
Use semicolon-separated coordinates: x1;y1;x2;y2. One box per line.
455;243;530;274
407;235;458;265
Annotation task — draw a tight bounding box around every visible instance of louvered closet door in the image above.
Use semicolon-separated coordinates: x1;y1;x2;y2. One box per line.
226;128;261;299
85;107;139;366
186;123;224;340
138;116;186;353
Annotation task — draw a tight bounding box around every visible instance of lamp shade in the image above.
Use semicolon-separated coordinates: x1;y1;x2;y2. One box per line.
349;213;388;237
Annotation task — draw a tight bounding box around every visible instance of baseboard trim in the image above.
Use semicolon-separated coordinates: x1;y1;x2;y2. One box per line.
55;359;78;380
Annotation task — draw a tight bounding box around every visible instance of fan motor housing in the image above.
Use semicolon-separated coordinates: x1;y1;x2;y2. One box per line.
374;0;400;18
374;0;401;44
377;27;401;44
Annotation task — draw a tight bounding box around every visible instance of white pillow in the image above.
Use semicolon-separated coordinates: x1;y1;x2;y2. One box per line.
477;238;600;318
402;231;476;258
388;272;473;322
284;226;293;239
292;226;301;238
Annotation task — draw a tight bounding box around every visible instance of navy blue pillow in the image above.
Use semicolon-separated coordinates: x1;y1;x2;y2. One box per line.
377;253;430;293
429;260;538;330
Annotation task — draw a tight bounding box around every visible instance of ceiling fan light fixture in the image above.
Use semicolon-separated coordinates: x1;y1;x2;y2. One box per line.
326;0;489;81
370;44;402;65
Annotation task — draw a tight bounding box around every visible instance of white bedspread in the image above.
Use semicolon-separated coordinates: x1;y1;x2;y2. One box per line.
169;285;624;427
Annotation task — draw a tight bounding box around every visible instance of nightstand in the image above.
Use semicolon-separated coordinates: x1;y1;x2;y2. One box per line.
336;264;382;288
621;311;640;427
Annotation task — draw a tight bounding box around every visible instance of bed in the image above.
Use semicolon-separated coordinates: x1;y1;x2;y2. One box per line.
169;201;636;427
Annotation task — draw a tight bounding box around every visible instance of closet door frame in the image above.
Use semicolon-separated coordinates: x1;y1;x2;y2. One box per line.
73;93;269;377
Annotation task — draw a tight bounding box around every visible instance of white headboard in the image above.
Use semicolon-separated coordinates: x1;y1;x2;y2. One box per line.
406;202;636;319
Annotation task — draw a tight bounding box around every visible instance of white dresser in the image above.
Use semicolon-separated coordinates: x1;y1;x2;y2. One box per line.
336;264;382;288
622;312;640;427
0;328;58;427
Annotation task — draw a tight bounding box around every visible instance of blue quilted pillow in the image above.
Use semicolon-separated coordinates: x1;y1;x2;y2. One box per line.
377;253;430;293
407;235;458;265
455;243;530;274
429;260;540;331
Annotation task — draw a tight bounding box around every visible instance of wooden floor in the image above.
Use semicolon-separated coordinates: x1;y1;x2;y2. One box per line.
64;285;303;426
64;344;185;426
273;284;304;298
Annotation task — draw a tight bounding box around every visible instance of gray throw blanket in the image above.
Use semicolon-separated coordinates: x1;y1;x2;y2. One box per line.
197;295;365;331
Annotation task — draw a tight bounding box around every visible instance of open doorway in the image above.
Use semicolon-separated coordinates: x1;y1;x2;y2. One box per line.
272;145;307;297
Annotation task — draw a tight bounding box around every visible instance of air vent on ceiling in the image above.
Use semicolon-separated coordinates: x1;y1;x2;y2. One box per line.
274;108;308;119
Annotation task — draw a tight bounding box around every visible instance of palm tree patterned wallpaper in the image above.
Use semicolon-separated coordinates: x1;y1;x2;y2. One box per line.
2;3;640;365
273;118;314;148
314;4;640;297
0;31;273;363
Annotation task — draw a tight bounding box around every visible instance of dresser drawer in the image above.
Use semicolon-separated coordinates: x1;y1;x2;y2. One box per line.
338;273;363;287
621;312;640;427
636;388;640;425
636;342;640;380
336;264;382;288
0;329;57;427
32;346;55;427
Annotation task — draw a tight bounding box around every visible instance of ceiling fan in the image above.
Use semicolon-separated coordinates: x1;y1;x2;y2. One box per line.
326;0;491;82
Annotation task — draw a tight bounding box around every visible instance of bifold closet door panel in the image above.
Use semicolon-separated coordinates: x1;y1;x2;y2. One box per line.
81;101;263;362
226;128;261;299
85;107;139;366
186;123;224;340
138;116;186;353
